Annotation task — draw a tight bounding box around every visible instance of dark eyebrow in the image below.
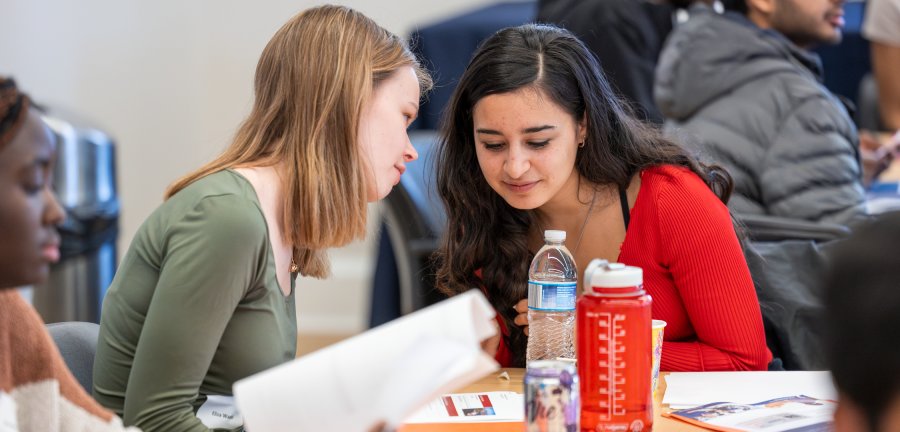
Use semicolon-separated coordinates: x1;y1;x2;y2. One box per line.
475;125;556;135
523;125;555;134
475;128;502;136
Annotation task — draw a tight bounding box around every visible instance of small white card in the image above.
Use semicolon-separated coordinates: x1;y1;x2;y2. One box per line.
196;395;242;430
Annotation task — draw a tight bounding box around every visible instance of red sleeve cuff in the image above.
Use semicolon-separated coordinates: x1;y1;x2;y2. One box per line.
494;313;513;367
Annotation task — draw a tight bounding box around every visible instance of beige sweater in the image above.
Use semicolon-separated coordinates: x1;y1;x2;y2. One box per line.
0;290;139;432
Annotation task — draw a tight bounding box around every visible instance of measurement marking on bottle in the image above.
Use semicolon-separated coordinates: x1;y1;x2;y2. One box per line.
596;312;628;420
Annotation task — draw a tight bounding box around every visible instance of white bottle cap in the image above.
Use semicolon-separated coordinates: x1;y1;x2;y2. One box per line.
583;259;609;289
587;263;644;296
544;230;566;241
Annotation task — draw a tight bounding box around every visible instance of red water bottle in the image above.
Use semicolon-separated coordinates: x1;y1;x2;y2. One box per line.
577;260;652;432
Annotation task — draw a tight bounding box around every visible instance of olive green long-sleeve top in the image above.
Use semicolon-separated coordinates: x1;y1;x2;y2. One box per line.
93;170;297;432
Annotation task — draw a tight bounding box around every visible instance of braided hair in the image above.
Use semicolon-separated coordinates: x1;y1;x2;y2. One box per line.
0;77;31;151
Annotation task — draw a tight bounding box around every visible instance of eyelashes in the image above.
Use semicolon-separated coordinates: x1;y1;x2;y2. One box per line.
23;181;45;195
480;140;551;151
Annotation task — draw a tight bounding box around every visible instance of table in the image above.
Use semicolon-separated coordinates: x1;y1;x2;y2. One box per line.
399;368;703;431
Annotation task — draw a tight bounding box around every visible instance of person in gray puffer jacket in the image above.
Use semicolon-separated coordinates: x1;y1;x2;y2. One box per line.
655;1;868;226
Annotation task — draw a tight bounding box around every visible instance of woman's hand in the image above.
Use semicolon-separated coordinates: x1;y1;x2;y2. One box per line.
860;130;892;185
513;298;529;336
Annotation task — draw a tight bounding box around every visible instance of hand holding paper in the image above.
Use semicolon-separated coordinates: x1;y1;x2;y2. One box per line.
233;290;500;432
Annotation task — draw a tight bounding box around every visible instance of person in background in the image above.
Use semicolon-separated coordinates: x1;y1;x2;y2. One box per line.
859;0;900;185
433;24;771;371
536;0;716;125
536;0;677;124
0;77;138;431
825;212;900;432
655;0;867;225
863;0;900;132
91;6;431;432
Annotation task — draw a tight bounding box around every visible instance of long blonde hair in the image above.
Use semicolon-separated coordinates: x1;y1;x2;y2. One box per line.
166;5;432;278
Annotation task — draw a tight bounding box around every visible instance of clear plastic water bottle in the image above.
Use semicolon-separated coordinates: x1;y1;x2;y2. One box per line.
526;230;577;362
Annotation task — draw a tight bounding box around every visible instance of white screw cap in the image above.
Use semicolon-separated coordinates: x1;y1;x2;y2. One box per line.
590;264;643;288
544;230;566;241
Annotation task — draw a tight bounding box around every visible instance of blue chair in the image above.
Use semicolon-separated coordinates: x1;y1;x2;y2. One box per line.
370;132;447;326
409;1;537;130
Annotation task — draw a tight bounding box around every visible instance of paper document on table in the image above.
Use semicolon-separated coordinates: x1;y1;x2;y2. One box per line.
665;395;836;432
404;392;523;424
233;290;499;432
663;372;836;409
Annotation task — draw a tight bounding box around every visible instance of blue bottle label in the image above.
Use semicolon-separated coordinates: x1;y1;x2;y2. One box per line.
527;281;577;311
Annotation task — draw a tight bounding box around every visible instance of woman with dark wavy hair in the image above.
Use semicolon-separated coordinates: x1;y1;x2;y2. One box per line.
433;24;770;371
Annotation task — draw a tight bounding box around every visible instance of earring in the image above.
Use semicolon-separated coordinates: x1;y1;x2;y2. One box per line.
578;137;586;148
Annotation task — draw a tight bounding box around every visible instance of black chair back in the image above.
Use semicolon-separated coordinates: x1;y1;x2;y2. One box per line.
47;321;100;392
739;213;850;370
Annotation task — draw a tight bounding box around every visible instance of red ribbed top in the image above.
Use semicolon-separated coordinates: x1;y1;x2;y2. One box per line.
491;165;772;371
618;165;771;371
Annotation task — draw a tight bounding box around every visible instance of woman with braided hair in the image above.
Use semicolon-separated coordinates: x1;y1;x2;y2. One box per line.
91;6;432;432
0;77;138;431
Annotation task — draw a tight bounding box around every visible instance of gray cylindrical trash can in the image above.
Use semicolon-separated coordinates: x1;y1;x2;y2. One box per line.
33;113;119;324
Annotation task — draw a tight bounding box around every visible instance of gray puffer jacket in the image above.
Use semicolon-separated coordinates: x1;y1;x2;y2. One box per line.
655;9;867;225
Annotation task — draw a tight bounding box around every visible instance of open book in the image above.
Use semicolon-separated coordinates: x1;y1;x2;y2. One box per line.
233;290;500;432
665;395;836;432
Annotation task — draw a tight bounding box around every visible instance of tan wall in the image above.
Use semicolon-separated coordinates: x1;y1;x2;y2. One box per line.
1;0;503;335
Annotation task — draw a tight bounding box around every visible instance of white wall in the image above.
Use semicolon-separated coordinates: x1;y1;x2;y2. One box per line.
0;0;501;334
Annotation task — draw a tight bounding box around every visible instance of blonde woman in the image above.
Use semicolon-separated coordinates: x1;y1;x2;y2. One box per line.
92;6;432;431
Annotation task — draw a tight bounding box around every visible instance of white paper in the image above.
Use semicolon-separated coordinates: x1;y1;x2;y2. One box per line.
233;290;499;432
662;371;836;409
196;395;242;429
404;392;523;424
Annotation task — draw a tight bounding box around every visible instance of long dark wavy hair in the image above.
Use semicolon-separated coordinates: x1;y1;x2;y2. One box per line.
432;24;733;366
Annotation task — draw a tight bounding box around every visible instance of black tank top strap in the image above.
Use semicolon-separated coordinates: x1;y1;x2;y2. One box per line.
619;185;630;230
